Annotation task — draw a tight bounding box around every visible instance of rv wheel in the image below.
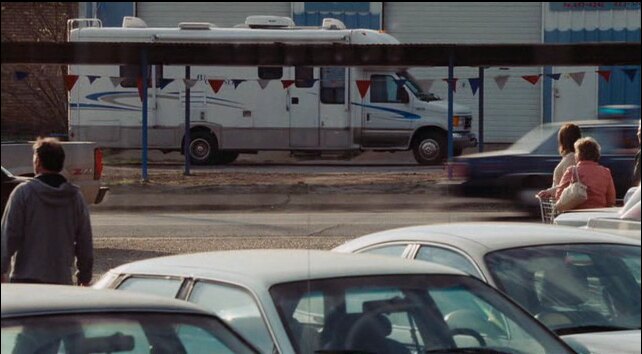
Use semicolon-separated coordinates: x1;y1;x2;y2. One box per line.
412;131;446;165
188;132;217;165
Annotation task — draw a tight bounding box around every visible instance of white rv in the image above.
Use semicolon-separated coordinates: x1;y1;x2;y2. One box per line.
68;16;477;165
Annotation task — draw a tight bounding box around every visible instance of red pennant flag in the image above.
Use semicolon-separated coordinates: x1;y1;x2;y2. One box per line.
137;78;145;101
64;75;79;91
281;80;295;89
208;79;225;94
356;80;371;99
522;75;541;85
442;79;458;93
596;70;612;82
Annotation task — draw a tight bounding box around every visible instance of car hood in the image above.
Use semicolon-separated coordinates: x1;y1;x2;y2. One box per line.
562;330;641;354
424;100;472;115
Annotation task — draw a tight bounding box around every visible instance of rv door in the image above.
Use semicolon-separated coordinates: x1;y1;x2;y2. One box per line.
289;67;320;147
360;74;414;148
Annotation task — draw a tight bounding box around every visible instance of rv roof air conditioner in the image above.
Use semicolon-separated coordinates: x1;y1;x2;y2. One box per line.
179;22;216;30
122;16;147;28
245;16;294;29
321;18;346;30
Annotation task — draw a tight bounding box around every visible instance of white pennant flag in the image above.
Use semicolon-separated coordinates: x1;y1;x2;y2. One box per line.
494;75;509;90
569;72;586;87
257;80;271;90
416;79;434;93
183;79;198;89
109;77;125;87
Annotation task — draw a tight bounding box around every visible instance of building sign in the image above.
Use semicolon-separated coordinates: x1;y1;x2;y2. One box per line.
550;2;641;11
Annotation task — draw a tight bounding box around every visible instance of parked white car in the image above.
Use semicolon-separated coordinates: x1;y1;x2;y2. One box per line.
95;250;576;354
334;222;641;354
1;284;258;354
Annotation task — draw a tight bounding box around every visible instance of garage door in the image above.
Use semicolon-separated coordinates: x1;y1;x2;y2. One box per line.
137;2;291;28
384;2;543;143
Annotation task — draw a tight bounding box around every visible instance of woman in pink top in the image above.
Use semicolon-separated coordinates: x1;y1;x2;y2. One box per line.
556;137;616;209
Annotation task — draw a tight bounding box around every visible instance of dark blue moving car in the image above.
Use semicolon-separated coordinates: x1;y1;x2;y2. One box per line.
453;120;639;208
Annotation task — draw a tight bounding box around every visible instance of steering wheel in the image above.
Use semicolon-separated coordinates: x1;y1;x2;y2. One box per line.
450;328;486;347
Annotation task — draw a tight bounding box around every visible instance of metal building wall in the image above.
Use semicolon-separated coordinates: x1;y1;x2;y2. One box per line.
384;2;544;143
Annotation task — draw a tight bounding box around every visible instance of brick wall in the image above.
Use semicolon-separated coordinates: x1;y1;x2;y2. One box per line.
1;2;77;139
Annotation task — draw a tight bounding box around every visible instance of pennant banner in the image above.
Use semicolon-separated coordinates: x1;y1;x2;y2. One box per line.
545;73;561;81
208;79;225;94
14;71;29;80
443;78;458;93
417;79;434;93
522;75;541;85
257;80;270;90
622;68;638;82
596;70;612;82
569;72;585;86
355;80;371;99
109;77;124;88
494;75;509;90
395;79;407;89
136;78;145;101
232;79;245;89
64;75;79;92
468;78;480;96
281;80;295;89
86;75;99;84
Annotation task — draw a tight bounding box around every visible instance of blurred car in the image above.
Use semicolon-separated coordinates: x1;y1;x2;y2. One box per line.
1;284;258;354
452;120;639;209
334;222;641;354
1;166;30;216
94;249;576;354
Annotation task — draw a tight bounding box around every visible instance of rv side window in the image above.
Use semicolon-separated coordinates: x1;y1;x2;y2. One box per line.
320;67;345;104
295;67;315;88
258;67;283;80
120;65;163;88
371;75;409;104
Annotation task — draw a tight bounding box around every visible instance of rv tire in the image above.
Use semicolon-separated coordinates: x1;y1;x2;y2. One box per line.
188;131;217;165
412;131;446;165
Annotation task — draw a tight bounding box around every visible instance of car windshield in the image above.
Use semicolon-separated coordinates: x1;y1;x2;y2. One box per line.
397;70;441;102
485;244;641;336
1;312;257;354
508;124;559;153
270;274;573;354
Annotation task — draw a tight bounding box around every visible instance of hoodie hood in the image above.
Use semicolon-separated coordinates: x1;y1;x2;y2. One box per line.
28;179;81;206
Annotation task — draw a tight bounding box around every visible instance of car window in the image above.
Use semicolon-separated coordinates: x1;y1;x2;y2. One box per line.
581;126;638;154
188;281;274;354
1;313;257;354
486;244;641;334
320;67;345;104
416;246;483;279
360;244;408;257
117;277;183;298
371;75;409;103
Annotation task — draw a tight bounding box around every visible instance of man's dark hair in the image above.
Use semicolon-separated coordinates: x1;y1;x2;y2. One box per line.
558;123;582;156
33;137;65;172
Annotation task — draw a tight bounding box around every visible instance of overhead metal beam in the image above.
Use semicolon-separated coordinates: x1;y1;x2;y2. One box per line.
2;42;640;66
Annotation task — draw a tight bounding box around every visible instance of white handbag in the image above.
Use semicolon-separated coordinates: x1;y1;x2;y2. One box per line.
555;167;588;212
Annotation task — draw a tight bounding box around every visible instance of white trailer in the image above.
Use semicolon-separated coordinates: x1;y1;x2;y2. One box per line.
68;16;477;165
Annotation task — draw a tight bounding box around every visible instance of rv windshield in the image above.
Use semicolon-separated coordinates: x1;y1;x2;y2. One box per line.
397;71;441;102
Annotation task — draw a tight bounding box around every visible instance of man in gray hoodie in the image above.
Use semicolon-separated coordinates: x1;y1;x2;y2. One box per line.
1;138;93;285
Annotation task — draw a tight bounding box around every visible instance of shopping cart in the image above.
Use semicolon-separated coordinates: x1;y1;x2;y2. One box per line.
536;196;558;224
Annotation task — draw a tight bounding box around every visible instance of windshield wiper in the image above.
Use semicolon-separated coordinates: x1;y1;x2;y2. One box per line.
555;325;634;336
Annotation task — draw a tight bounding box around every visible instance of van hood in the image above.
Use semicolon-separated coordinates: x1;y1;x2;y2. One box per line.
424;100;472;115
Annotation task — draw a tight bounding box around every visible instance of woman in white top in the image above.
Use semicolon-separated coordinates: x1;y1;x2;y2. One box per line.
537;123;582;199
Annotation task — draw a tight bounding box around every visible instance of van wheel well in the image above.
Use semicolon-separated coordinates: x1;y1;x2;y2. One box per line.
180;127;217;154
411;127;447;165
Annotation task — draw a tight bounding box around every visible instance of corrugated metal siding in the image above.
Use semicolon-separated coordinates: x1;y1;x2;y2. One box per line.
136;2;291;28
384;2;543;143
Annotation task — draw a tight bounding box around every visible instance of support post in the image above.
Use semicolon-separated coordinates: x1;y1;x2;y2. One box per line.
184;66;191;176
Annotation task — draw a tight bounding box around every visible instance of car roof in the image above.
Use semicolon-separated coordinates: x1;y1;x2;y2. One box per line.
333;222;641;255
547;119;638;128
109;249;466;287
1;284;213;319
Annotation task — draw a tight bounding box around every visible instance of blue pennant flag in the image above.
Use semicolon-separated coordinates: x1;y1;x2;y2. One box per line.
395;79;407;88
468;78;480;96
232;79;245;89
87;76;99;84
622;68;638;82
159;78;173;90
545;73;561;81
15;71;29;80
